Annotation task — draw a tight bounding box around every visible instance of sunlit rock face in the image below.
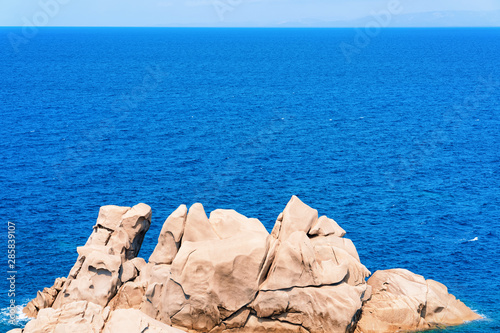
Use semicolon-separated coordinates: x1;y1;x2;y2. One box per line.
19;197;481;333
354;269;482;333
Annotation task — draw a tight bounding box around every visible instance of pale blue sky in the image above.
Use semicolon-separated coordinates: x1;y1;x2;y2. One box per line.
1;0;500;27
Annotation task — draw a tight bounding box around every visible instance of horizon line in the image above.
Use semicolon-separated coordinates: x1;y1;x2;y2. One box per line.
1;25;500;28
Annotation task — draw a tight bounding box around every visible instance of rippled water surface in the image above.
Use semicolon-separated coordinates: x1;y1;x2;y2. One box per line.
0;27;499;332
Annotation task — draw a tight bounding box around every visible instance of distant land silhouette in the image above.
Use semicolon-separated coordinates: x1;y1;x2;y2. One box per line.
274;10;500;28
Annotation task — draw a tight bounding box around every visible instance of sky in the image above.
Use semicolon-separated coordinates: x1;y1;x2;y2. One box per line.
0;0;500;27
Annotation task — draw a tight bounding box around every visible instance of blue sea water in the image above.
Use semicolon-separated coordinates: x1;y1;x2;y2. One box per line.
0;27;499;332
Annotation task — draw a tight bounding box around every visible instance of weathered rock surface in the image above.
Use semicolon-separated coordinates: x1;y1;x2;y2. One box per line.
355;269;482;333
20;197;481;333
50;203;151;309
159;204;270;332
149;205;187;265
103;308;185;333
23;301;109;333
309;215;346;237
23;277;67;318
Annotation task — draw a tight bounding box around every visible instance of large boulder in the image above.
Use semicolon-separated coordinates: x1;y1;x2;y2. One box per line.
149;205;187;265
309;215;346;237
160;205;269;332
355;269;482;333
182;203;219;242
103;308;185;333
51;203;151;309
271;195;318;241
22;301;109;333
21;301;186;333
250;196;371;333
23;277;66;318
251;284;367;333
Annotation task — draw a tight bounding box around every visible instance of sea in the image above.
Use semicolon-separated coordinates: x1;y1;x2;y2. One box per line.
0;27;499;332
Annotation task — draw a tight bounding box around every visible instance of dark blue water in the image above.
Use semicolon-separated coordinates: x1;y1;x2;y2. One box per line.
1;28;499;332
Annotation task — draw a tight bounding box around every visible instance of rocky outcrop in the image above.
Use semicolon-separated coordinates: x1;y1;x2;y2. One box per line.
103;308;185;333
149;205;187;265
51;203;151;309
244;196;371;333
23;300;109;332
17;197;481;333
22;203;151;321
159;204;270;331
23;277;66;318
355;269;482;333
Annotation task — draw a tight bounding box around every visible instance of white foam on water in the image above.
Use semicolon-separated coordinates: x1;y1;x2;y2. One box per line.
467;310;490;323
0;304;29;327
469;237;479;242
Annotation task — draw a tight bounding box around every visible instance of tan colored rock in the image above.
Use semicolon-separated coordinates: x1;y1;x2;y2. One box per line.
163;232;269;331
252;284;367;333
23;277;66;318
23;301;109;333
161;209;270;332
261;231;349;290
140;282;166;322
309;215;346;237
135;262;173;322
108;281;145;311
270;195;318;241
355;269;482;333
55;250;122;307
121;257;147;283
425;279;482;326
103;308;185;333
136;262;171;285
22;199;482;333
256;233;280;286
255;197;369;333
118;203;153;260
355;269;428;333
209;209;268;239
51;203;151;309
6;329;23;333
261;197;324;290
154;209;270;331
95;205;130;230
228;314;309;332
84;203;151;259
182;203;219;242
310;235;369;286
149;205;188;265
132;257;147;272
310;234;360;262
261;201;369;291
218;307;251;330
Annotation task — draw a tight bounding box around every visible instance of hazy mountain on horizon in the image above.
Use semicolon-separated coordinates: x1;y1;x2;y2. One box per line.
274;10;500;28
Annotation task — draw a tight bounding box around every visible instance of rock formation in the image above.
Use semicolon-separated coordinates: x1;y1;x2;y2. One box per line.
22;277;66;318
15;196;481;333
354;269;482;333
